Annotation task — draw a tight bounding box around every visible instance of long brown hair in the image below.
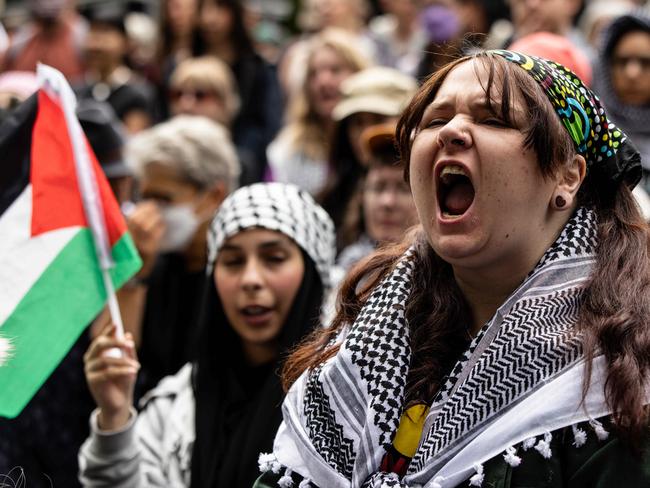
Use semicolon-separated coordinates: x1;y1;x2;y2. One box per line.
282;52;650;444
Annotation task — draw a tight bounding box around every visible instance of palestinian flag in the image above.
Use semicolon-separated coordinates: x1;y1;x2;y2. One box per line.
0;67;141;418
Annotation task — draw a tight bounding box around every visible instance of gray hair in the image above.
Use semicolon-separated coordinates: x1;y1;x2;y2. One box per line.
126;115;240;192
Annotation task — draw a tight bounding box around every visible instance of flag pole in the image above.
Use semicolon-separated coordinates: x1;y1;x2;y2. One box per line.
36;64;126;342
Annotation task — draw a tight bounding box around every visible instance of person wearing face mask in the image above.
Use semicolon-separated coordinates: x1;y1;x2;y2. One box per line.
112;114;240;398
79;183;336;488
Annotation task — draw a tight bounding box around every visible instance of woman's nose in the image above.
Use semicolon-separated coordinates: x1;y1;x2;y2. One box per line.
241;259;264;291
437;116;472;150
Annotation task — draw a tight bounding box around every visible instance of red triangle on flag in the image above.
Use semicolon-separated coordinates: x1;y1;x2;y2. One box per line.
30;90;126;246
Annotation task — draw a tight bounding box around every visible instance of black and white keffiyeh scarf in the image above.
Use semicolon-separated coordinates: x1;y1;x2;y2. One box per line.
265;208;625;488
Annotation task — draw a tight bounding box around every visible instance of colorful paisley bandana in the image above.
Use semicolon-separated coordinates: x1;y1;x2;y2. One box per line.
491;49;642;188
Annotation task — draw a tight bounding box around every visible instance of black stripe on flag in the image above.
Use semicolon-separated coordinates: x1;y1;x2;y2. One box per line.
0;94;37;217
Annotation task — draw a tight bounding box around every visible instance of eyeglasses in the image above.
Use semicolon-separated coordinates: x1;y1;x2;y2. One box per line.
168;88;219;102
611;56;650;72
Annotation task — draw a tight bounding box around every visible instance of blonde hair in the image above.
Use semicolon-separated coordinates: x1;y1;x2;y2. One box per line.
279;28;371;161
169;56;241;124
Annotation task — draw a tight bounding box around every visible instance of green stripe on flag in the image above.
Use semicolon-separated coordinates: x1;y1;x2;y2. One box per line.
0;229;141;418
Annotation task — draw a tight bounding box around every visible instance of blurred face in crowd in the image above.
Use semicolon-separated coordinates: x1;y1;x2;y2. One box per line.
314;0;364;29
509;0;580;37
169;83;228;125
215;229;305;361
200;0;233;44
166;0;198;37
308;46;355;120
380;0;418;21
610;30;650;106
363;165;418;243
139;162;219;252
85;22;127;72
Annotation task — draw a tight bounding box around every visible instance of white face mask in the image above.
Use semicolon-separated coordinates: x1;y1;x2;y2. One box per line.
158;203;201;253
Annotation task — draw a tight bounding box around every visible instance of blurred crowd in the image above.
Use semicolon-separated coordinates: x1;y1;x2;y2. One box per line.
0;0;648;486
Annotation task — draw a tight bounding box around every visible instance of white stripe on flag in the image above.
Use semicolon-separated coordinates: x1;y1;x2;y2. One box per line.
0;185;79;325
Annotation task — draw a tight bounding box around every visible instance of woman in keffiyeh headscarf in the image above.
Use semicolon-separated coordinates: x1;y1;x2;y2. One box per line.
256;51;650;487
79;183;336;488
592;11;650;193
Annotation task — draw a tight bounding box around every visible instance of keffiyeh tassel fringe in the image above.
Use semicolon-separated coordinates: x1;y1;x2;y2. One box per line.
468;464;484;487
572;424;587;447
589;419;609;440
522;436;537;450
258;452;277;473
534;433;553;459
278;468;294;488
503;446;522;467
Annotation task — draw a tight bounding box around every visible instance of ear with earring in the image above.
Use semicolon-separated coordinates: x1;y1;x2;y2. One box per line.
553;194;567;209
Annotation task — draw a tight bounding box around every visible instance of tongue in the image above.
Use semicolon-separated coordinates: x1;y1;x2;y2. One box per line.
444;180;475;215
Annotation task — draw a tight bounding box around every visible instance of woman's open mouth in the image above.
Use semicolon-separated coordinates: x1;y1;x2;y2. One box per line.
240;305;273;326
437;164;475;219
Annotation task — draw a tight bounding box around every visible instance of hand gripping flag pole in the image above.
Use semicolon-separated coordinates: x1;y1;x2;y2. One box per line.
37;64;126;344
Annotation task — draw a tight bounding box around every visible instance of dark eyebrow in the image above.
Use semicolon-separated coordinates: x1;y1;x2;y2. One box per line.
142;191;173;202
219;243;241;252
220;238;291;253
258;239;289;250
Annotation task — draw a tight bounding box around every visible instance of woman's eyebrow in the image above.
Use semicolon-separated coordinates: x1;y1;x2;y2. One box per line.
220;244;241;252
258;240;287;250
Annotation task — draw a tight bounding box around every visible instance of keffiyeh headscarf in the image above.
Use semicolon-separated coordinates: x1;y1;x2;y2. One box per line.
491;49;642;187
207;182;336;289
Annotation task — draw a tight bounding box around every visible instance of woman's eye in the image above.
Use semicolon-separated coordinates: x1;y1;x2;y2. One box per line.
220;257;244;267
482;118;509;127
424;119;447;129
265;254;287;264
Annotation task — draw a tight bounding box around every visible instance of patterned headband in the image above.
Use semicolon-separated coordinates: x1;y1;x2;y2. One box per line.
490;49;641;187
207;183;336;289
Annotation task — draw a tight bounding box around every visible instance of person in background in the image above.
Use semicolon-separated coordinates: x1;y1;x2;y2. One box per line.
108;115;240;397
152;0;199;120
75;2;156;134
167;56;240;127
156;0;198;80
0;0;87;83
506;0;591;58
577;0;635;52
78;100;134;205
79;183;336;488
193;0;283;184
336;122;418;271
593;11;650;194
369;0;427;77
0;97;131;488
266;28;371;196
319;66;417;235
299;0;377;60
167;56;265;186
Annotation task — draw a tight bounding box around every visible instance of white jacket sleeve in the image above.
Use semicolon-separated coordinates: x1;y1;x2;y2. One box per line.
78;364;195;487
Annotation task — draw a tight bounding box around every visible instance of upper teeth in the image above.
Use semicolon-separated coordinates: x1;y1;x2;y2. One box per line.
440;165;467;178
